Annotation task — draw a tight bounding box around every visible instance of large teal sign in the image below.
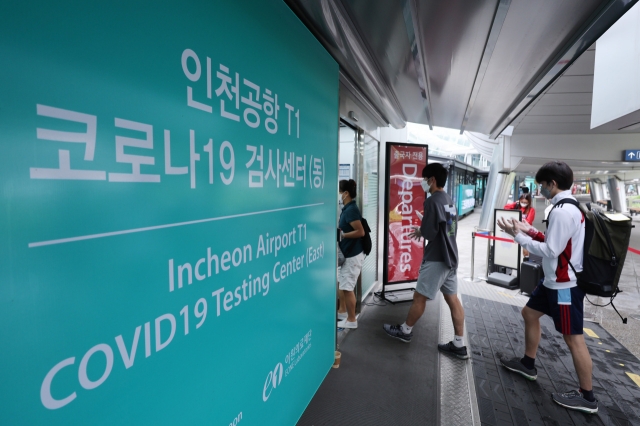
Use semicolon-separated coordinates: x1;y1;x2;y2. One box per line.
0;1;338;424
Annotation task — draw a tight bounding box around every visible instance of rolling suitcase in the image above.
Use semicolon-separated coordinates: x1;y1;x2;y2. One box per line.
520;261;542;295
487;272;518;289
527;254;543;265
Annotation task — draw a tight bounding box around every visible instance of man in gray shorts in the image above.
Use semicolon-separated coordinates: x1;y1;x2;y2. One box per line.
383;163;468;359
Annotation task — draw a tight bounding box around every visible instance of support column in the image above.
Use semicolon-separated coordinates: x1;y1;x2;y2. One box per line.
589;180;597;203
607;177;627;212
353;128;365;313
590;180;604;204
478;139;516;231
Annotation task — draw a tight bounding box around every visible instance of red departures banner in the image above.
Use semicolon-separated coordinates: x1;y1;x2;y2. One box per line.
384;144;428;284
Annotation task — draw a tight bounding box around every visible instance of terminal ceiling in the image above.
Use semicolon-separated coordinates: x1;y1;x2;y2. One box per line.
286;0;637;138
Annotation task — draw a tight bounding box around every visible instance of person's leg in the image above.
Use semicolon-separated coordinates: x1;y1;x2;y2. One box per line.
337;259;346;315
552;323;597;411
550;286;597;411
442;293;464;336
337;253;364;328
563;334;593;390
405;291;428;327
436;269;469;360
439;268;463;336
383;261;440;342
406;262;447;326
338;289;346;314
345;290;357;322
500;284;548;379
522;306;544;358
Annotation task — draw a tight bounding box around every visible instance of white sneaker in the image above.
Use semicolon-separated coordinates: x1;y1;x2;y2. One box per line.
337;319;357;329
337;311;348;320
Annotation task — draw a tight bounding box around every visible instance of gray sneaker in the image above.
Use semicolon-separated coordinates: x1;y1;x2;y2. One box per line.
383;324;412;343
552;389;598;414
500;357;537;381
438;341;469;359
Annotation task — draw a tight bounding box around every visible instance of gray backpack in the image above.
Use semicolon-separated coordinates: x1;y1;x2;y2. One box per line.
552;199;632;323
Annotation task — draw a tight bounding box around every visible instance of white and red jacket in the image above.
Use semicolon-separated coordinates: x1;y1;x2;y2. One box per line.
514;190;585;290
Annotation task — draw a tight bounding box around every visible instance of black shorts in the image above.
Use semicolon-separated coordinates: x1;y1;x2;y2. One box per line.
526;283;585;335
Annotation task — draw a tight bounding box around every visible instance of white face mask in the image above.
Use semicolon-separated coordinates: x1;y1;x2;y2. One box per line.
420;179;430;193
520;203;528;208
338;193;344;209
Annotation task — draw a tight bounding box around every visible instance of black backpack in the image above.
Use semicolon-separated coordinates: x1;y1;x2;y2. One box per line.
551;199;633;322
360;217;372;256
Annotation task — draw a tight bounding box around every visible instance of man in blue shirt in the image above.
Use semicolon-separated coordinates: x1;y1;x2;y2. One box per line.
337;179;365;329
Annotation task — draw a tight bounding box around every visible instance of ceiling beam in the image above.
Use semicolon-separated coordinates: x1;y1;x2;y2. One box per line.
459;0;511;134
284;0;407;129
339;70;389;127
402;0;434;129
489;0;639;139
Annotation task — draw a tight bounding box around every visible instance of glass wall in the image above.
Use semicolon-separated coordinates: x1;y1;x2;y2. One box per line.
339;123;379;303
360;134;378;298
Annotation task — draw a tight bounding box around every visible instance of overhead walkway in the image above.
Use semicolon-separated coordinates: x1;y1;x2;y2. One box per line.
298;202;640;426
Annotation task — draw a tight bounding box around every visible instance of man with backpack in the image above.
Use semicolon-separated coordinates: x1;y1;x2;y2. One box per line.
383;163;469;360
337;179;365;330
497;161;597;414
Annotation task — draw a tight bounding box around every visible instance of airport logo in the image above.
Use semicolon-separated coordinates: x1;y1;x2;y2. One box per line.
262;363;284;402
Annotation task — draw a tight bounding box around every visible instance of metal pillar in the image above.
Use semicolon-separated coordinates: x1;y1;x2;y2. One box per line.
353;128;365;313
479;139;515;231
607;176;627;213
464;232;483;283
592;180;605;204
465;227;491;283
589;179;599;203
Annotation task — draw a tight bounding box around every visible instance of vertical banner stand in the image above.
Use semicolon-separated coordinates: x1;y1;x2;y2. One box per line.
375;142;428;304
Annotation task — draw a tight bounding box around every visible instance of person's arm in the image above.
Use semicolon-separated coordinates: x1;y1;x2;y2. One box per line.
525;208;535;225
504;202;517;210
514;209;574;257
342;220;364;238
528;227;545;242
420;200;441;241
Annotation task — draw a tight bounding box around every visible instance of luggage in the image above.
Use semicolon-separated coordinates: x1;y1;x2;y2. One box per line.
551;199;633;323
527;253;543;266
520;261;542;295
487;272;518;289
552;199;632;298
